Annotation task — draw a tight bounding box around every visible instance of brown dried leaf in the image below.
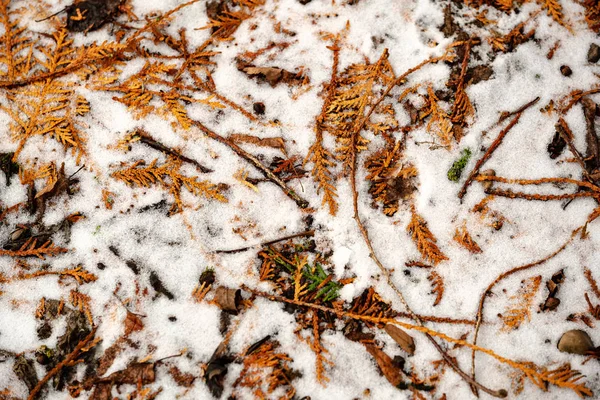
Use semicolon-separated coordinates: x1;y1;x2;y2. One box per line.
124;311;144;336
214;286;241;314
364;344;404;387
169;366;196;387
384;324;415;355
229;133;286;152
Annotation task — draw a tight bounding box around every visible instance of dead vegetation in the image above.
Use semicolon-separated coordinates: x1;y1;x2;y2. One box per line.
0;0;599;399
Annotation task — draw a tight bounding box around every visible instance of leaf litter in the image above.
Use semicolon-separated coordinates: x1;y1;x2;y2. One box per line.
0;0;600;399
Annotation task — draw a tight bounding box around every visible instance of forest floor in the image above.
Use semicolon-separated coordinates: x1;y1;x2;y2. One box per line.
1;0;600;399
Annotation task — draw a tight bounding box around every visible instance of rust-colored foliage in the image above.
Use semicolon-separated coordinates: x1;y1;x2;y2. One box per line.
406;209;448;265
422;85;453;147
70;290;94;326
453;223;482;253
427;271;445;306
112;156;227;214
233;339;295;399
0;238;67;259
501;276;542;331
322;48;397;173
584;0;600;32
348;287;396;326
365;141;417;216
537;0;570;30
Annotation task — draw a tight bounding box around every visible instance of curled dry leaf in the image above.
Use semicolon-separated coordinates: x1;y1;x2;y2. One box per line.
124;311;144;336
229;133;286;153
237;62;307;87
384;324;415;355
214;286;242;314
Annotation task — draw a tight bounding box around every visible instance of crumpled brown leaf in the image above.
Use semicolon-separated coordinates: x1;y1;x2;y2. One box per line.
384;324;415;355
364;343;404;388
237;60;307;87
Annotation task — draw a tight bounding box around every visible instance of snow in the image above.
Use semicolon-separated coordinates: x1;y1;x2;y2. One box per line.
0;0;600;399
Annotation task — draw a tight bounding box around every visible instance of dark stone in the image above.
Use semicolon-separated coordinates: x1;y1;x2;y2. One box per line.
560;65;572;77
253;102;265;115
588;43;600;63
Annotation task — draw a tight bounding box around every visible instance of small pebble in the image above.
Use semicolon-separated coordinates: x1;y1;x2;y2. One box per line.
253;102;265;115
560;65;572;77
588;43;600;63
558;329;594;355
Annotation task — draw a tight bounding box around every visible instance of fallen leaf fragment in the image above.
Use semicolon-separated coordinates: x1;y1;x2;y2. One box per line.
364;343;404;387
384;324;415;355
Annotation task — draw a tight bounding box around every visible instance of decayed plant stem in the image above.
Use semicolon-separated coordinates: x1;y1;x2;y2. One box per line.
345;59;506;396
470;226;580;394
192;120;309;209
459;97;539;200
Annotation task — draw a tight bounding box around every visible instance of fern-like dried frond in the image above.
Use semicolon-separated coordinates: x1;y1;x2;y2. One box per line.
3;29;90;163
454;223;482;253
501;275;542;331
0;238;67;259
0;0;34;80
365;141;417;216
70;290;94;326
584;267;600;299
112;157;227;215
233;339;295;399
537;0;571;30
423;85;453;147
427;271;445;306
323;49;396;173
407;209;448;265
583;0;600;33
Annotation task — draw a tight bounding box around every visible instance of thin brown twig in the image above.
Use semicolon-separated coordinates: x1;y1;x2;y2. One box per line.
470;226;580;393
192;120;309;209
136;130;212;173
28;328;97;400
347;66;506;398
458;97;540;199
215;230;315;254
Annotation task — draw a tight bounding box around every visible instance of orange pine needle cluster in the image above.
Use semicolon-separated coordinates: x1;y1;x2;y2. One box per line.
501;275;542;331
112;156;227;215
407;210;448;265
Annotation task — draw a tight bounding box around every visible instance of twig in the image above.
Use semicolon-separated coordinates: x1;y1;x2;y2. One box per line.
485;189;598;202
28;328;97;400
136;130;212;173
557;118;590;181
582;99;599;169
215;230;315;254
458;97;539;199
498;96;540;125
348;74;505;398
192;120;309;209
470;227;580;394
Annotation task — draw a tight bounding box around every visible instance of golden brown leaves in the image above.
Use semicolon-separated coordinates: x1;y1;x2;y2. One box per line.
407;210;448;265
537;0;571;30
584;0;600;32
501;275;542;331
233;339;295;399
423;86;453;147
454;223;482;253
112;156;227;215
0;238;67;259
427;271;445;306
323;49;396;172
365;141;417;216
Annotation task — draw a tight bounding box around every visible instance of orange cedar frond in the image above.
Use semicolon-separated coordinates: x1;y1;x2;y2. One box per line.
0;238;68;259
424;85;453;147
233;339;295;399
501;276;542;331
584;268;600;299
0;0;34;80
307;42;340;215
584;0;600;32
365;141;417;216
112;157;227;215
406;209;448;265
454;223;482;253
428;271;445;306
537;0;571;31
323;48;396;173
70;290;94;325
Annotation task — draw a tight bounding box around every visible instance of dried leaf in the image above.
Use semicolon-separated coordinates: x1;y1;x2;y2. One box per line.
214;286;241;314
364;344;404;387
384;324;415;355
124;311;144;336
